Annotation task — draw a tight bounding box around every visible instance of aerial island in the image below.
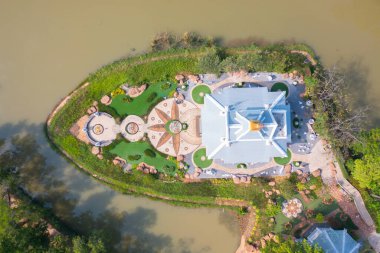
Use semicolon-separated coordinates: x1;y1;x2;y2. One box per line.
46;33;380;252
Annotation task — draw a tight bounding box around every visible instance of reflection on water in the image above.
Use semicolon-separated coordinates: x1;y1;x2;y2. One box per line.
1;124;239;252
0;0;380;252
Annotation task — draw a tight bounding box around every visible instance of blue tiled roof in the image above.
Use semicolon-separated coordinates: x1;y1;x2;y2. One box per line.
307;228;361;253
201;87;291;164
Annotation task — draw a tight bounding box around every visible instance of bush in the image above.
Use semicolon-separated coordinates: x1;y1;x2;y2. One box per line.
198;47;223;73
146;92;158;102
122;96;133;103
111;88;125;97
315;213;324;223
160;82;171;90
144;149;156;158
128;155;141;161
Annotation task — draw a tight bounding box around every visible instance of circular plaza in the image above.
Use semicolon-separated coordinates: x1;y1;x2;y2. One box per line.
146;98;201;156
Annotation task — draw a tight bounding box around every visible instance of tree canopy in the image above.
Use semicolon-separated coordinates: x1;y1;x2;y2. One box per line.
262;239;323;253
348;128;380;194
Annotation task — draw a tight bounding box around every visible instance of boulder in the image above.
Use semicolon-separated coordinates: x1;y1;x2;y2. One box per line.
91;146;100;155
175;74;185;81
284;164;292;175
100;95;112;105
268;181;276;187
312;169;321;177
176;155;184;162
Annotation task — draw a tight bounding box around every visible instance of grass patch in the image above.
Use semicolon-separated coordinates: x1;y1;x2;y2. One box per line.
274;149;292;165
191;84;211;104
271;82;289;97
193;148;213;168
110;140;176;174
109;81;175;117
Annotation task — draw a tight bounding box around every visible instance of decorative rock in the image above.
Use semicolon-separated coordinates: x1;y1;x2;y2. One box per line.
233;176;240;184
194;172;201;178
173;91;179;98
268;232;275;239
269;217;276;223
96;154;103;160
175;74;185;81
92;101;98;106
176;155;184;162
143;168;150;174
275;189;281;195
312;169;321;177
268;181;276;186
301;178;307;184
260;239;266;248
91;146;100;155
263;235;271;241
284;164;292;175
309;185;317;190
185;173;190;179
296;169;303;175
305;190;311;195
240;176;247;183
100;95;112;105
195;167;202;173
188;74;200;83
268;191;273;195
179;162;185;169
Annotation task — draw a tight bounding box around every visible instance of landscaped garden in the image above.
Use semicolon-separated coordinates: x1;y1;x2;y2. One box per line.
191;84;211;104
110;141;177;175
192;148;213;168
274;149;292;165
109;81;176;116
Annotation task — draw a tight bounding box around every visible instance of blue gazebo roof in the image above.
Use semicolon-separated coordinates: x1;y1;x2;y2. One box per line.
307;228;361;253
201;87;291;164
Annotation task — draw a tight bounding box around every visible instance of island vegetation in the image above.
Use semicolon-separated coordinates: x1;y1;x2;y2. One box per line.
45;32;379;251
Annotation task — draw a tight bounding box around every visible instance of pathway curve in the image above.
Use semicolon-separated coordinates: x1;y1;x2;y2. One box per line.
212;160;277;175
210;74;260;91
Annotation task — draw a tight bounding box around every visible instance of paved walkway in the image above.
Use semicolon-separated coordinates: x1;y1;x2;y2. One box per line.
212;160;277;175
297;140;380;251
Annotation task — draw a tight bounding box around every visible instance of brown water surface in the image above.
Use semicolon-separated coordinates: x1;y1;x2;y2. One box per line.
0;0;379;252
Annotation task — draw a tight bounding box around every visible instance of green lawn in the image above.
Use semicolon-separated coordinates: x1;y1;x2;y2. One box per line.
191;84;211;104
271;82;289;97
110;140;177;174
109;81;176;117
274;149;292;165
193;148;213;168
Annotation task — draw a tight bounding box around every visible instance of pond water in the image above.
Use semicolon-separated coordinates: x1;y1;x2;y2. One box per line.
0;0;379;252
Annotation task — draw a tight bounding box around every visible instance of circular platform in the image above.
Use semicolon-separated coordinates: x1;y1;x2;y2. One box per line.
146;98;200;156
120;115;146;142
85;112;118;146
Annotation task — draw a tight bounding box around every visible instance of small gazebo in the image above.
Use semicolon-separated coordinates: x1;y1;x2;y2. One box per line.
282;198;303;218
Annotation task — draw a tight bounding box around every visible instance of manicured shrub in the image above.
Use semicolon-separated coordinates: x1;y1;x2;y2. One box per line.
144;149;156;158
122;96;133;103
160;82;171;90
128;155;141;161
146;92;157;102
198;47;223;73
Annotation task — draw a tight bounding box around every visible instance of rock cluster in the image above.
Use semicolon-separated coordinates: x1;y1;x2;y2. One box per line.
232;175;251;184
136;162;157;174
128;84;147;98
87;101;99;114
